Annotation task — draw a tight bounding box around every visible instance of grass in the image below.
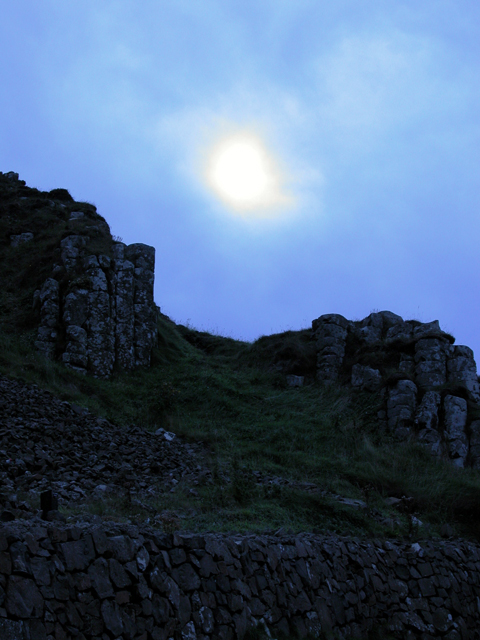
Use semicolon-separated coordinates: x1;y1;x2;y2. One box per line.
2;175;480;541
3;314;480;542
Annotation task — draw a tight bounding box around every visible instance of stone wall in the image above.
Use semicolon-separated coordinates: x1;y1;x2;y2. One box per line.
1;523;479;640
34;235;157;379
312;312;480;470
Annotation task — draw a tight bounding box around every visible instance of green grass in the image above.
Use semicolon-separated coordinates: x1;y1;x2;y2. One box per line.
2;315;480;542
2;176;480;540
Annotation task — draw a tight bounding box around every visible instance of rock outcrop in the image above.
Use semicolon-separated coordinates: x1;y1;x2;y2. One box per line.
1;171;157;378
312;311;480;470
34;232;156;378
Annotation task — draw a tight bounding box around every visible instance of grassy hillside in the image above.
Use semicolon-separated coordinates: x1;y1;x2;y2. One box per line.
1;172;480;543
2;312;480;542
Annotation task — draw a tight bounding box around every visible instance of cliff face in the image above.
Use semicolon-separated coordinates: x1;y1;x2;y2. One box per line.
1;171;157;378
312;311;480;470
34;236;157;378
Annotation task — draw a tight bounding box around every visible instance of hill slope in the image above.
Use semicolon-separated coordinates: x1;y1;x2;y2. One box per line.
1;170;480;544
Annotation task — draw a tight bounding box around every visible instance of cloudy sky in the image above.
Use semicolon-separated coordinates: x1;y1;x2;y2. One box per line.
2;1;480;357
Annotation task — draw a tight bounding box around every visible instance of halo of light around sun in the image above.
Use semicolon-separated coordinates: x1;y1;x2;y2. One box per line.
205;132;291;215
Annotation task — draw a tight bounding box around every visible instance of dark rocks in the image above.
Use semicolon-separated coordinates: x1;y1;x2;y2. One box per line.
32;207;157;378
0;374;210;513
387;380;417;439
443;395;468;467
311;310;480;469
312;314;349;383
0;524;477;639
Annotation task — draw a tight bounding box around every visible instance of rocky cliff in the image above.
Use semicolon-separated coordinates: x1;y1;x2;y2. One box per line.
312;311;480;470
1;171;157;378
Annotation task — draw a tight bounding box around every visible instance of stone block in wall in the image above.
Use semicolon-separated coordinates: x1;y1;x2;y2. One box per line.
443;395;468;468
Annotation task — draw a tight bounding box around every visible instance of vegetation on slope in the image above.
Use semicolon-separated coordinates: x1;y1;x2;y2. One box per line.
1;173;480;543
1;312;480;542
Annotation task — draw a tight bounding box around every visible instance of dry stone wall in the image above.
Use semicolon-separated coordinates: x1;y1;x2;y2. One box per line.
312;312;480;470
0;523;479;640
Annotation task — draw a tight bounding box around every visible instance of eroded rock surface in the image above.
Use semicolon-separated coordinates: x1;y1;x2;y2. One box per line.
35;239;157;378
311;310;480;469
312;314;349;384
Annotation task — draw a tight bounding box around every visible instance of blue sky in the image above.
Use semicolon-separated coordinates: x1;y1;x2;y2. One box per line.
2;1;480;358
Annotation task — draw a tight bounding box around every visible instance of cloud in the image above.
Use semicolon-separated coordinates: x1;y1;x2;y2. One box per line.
152;80;324;225
312;32;440;149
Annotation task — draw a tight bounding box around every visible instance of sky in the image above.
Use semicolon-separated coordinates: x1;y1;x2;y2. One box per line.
1;1;480;358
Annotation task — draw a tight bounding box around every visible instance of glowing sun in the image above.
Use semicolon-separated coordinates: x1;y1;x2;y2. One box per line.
205;132;289;213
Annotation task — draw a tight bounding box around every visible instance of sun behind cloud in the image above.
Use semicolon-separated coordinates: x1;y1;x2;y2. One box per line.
205;131;293;215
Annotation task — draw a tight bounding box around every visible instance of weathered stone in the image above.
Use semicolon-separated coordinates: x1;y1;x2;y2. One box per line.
181;621;197;640
351;364;382;391
152;594;173;624
60;235;87;273
6;576;44;618
101;599;124;637
88;558;114;599
108;535;135;563
415;338;449;388
387;380;417;439
286;375;304;387
447;345;480;402
34;278;60;358
0;619;27;640
313;314;350;383
443;395;468;467
63;289;89;328
109;558;131;589
137;546;150;572
10;232;34;247
385;323;413;345
173;563;201;591
61;536;95;571
414;391;444;458
469;420;480;469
